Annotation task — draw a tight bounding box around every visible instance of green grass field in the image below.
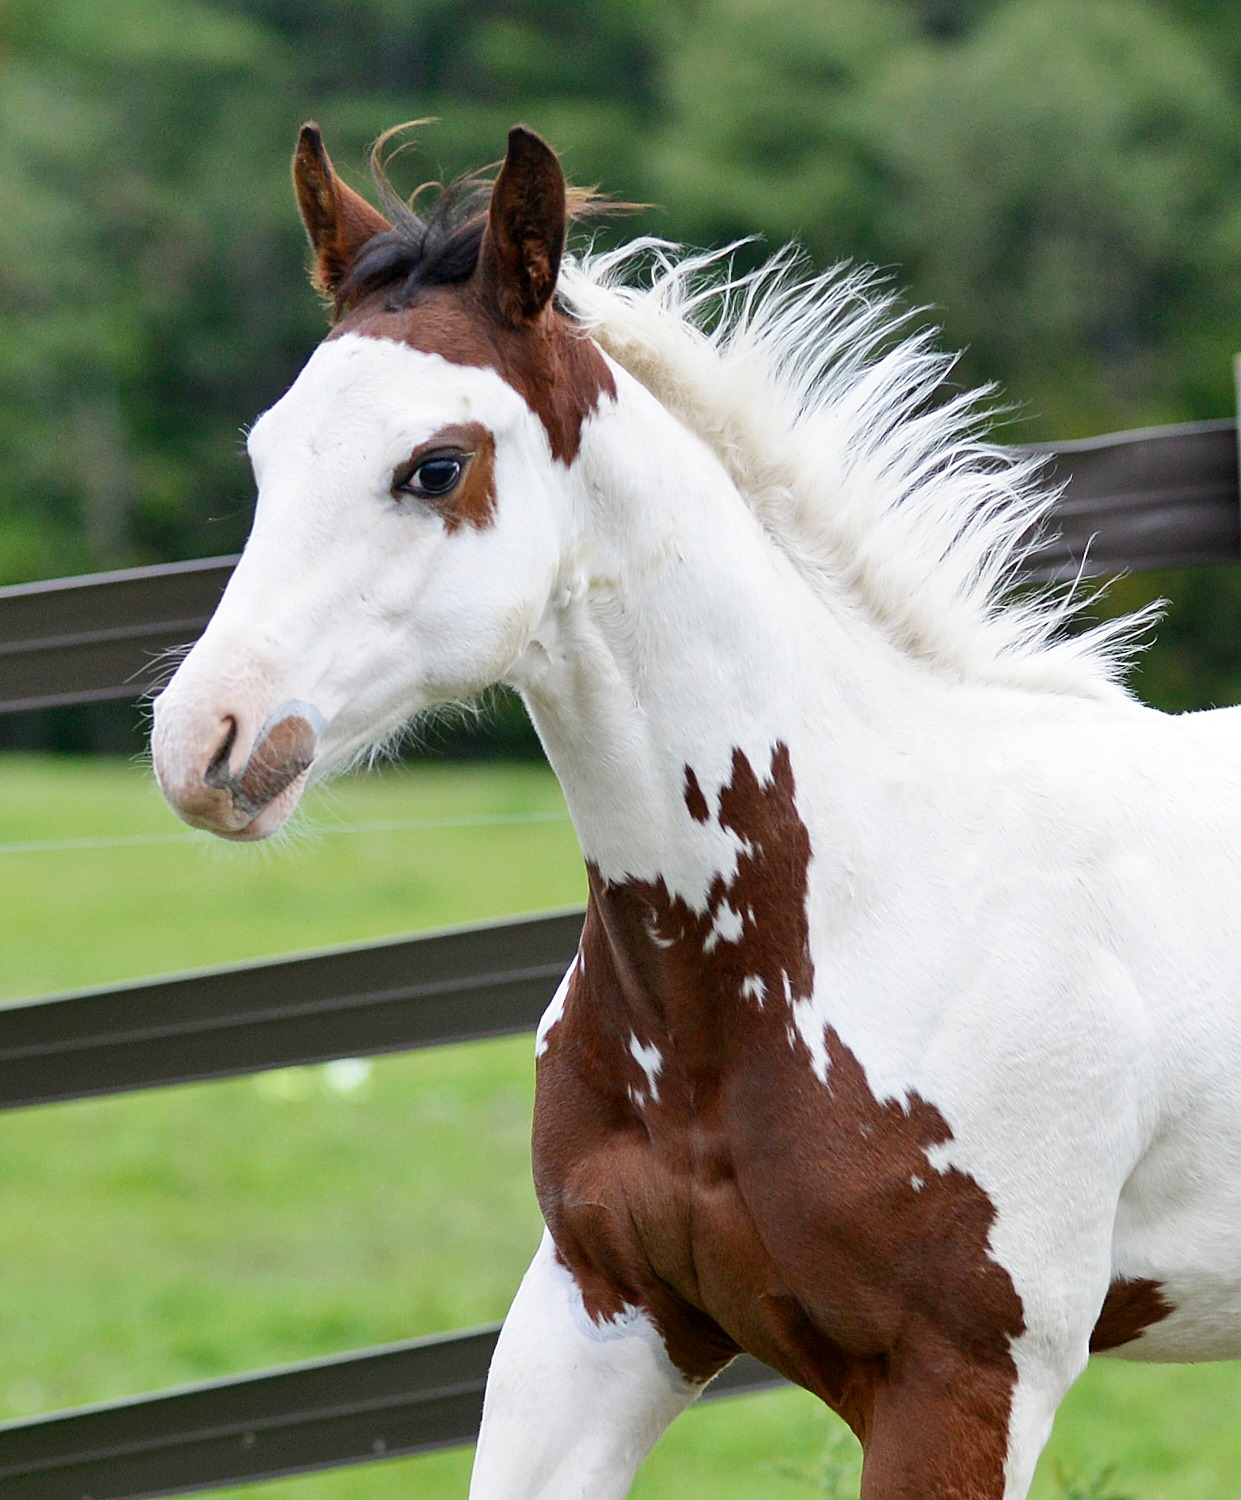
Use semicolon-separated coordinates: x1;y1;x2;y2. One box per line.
1;752;1239;1499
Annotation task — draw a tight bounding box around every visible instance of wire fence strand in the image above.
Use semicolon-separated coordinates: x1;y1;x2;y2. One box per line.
0;808;573;857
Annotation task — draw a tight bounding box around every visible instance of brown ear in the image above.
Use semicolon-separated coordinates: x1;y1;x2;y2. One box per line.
292;123;391;304
480;125;566;326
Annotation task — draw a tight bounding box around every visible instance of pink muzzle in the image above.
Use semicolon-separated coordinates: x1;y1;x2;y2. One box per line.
155;699;325;840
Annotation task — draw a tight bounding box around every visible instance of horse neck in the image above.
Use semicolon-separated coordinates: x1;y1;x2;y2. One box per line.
511;361;930;1001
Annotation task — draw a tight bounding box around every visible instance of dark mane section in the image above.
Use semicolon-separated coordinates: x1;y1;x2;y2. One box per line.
337;174;492;314
334;127;607;318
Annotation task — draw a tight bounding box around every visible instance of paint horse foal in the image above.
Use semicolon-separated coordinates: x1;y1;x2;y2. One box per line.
152;125;1241;1498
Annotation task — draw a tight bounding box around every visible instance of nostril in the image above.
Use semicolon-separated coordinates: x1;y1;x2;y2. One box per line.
203;717;239;790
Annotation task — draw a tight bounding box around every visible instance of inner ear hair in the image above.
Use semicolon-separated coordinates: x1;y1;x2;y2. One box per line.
293;123;391;309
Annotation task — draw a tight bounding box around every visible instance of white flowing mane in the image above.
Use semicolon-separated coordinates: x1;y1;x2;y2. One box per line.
560;241;1154;700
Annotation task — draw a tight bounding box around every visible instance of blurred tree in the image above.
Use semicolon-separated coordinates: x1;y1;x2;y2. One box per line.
902;0;994;40
1158;0;1241;79
862;0;1241;437
647;0;912;258
0;0;310;579
857;0;1241;713
1;0;1240;736
0;0;681;589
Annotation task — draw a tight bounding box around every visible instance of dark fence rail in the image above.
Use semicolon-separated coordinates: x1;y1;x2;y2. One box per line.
1;411;1239;1497
0;555;235;714
0;909;584;1112
1024;418;1240;579
0;1328;780;1500
0;908;790;1500
1;418;1238;716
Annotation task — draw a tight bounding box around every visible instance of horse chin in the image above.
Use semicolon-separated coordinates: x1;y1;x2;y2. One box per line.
164;767;310;842
215;772;310;842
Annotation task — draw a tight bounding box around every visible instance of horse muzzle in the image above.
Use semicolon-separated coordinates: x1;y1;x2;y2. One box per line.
153;699;325;841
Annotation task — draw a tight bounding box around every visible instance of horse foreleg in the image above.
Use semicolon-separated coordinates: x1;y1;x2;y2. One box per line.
856;1335;1070;1500
469;1231;700;1500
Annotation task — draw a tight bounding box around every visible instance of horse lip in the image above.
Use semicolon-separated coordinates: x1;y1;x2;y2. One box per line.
208;700;325;821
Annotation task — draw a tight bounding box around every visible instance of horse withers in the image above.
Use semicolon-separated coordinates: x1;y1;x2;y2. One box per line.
151;122;1241;1498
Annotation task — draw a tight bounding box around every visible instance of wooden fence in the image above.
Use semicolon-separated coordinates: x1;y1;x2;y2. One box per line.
0;414;1238;1499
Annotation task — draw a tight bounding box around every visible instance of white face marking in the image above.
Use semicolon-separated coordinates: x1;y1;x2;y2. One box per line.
154;333;576;830
741;974;767;1007
629;1034;663;1103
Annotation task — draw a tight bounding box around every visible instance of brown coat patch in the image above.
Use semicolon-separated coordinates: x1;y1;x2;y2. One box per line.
335;284;615;467
393;421;497;534
683;765;710;824
1089;1277;1173;1353
534;744;1027;1494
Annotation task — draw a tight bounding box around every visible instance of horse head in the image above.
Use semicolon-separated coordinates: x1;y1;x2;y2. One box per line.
152;123;613;839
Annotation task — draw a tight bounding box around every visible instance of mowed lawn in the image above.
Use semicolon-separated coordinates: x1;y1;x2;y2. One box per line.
1;752;1239;1499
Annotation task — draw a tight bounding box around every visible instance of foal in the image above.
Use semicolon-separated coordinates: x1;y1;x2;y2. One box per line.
152;123;1241;1498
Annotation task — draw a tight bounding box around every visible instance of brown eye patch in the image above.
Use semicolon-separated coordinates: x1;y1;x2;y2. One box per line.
391;421;497;533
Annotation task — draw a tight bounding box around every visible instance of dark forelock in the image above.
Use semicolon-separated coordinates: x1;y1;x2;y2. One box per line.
336;176;493;314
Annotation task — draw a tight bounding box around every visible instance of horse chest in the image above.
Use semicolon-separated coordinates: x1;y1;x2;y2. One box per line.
530;742;1027;1415
532;993;1021;1407
532;1031;814;1388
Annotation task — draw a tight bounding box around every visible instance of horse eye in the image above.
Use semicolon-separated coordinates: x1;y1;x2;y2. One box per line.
414;458;462;494
395;452;467;499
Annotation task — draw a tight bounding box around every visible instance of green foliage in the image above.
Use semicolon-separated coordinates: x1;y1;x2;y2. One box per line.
0;0;306;577
816;1423;864;1498
647;0;914;255
864;0;1241;436
2;0;1241;713
1052;1466;1137;1500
